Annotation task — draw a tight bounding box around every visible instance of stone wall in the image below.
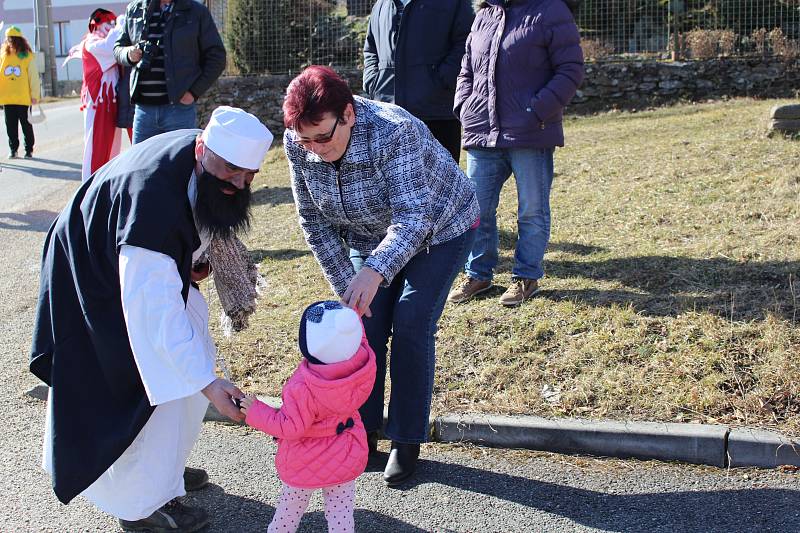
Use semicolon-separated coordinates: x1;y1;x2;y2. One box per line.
197;58;800;139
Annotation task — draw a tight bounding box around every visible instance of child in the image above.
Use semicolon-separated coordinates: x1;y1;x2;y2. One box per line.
241;301;376;533
0;26;40;159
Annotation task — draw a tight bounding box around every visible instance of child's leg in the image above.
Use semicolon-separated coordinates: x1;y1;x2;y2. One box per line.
322;481;356;533
267;483;313;533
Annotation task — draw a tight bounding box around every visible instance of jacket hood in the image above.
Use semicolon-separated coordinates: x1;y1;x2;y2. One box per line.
482;0;581;14
297;333;375;415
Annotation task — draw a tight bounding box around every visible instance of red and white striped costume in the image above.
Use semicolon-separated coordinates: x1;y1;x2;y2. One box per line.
66;14;128;181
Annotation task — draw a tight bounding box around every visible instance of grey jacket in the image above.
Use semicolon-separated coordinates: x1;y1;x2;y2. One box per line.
285;97;479;296
114;0;226;105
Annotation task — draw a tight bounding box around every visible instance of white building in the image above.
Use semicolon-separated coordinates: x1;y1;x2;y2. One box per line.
1;1;132;83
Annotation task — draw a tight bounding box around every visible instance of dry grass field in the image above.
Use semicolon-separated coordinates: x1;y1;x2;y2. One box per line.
205;98;800;434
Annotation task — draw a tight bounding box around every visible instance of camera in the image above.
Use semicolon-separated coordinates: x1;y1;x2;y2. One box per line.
136;39;158;72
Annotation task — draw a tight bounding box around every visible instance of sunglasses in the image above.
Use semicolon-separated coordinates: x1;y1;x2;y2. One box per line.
292;117;340;148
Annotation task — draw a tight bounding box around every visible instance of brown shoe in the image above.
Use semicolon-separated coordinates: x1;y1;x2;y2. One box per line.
447;276;492;303
499;278;539;307
183;467;209;491
119;498;209;532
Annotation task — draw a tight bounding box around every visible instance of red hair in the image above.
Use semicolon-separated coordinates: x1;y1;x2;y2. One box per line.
283;66;354;129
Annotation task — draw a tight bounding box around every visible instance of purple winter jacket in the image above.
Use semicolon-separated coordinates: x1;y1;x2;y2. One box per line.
454;0;584;149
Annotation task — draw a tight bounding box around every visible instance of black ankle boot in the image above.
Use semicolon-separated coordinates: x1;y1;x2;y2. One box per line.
367;431;380;455
383;442;419;485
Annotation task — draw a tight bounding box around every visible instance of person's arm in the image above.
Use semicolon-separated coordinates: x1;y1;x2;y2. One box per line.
362;4;380;96
85;23;125;73
242;384;316;439
113;5;136;67
362;123;433;286
119;245;220;405
27;54;41;102
453;30;474;119
187;6;226;100
285;136;356;297
528;3;584;123
434;0;474;91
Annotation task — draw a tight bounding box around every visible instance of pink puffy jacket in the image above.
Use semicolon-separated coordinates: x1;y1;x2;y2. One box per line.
245;333;376;489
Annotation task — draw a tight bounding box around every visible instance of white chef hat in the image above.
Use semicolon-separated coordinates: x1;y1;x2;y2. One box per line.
201;106;273;171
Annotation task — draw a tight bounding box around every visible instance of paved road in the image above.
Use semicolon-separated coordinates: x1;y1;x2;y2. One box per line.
1;103;799;532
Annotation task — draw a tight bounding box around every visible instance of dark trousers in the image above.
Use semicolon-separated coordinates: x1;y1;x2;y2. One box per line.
423;119;462;165
351;228;476;443
4;104;34;154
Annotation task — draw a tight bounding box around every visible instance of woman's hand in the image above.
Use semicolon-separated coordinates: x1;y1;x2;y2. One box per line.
341;266;383;318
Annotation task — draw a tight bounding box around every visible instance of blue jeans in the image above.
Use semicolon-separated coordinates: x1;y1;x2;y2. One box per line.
464;147;555;281
132;103;197;144
351;228;476;443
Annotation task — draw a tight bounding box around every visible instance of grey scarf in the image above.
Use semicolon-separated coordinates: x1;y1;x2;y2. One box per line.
202;235;265;336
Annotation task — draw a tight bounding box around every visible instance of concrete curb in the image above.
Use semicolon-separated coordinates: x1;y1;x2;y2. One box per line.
434;414;729;467
728;428;800;468
24;385;800;468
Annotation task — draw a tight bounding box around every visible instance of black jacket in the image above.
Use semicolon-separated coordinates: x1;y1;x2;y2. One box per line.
363;0;474;121
114;0;226;105
30;129;201;504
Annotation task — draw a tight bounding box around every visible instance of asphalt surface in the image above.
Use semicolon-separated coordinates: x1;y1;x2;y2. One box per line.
1;103;799;533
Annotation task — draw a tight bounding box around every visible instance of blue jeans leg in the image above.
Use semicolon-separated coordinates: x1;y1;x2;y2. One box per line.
509;148;554;280
132;103;197;144
161;102;197;132
132;104;160;144
352;230;476;442
351;250;403;434
464;148;512;282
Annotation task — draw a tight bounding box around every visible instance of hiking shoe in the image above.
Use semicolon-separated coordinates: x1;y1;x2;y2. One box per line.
119;498;209;532
499;278;539;307
183;467;209;491
8;151;16;159
23;151;32;159
447;276;492;303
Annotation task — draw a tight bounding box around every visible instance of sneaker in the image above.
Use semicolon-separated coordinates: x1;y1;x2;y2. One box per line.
499;278;539;307
23;151;32;159
119;498;209;532
183;466;209;491
447;276;492;303
8;151;16;159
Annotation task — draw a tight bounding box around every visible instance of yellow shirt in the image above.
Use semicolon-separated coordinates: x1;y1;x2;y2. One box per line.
0;50;41;106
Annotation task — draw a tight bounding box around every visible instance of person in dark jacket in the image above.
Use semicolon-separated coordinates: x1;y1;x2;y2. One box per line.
114;0;226;144
447;0;584;307
363;0;474;162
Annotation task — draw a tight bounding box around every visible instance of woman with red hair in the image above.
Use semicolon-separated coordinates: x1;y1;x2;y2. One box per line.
283;66;479;485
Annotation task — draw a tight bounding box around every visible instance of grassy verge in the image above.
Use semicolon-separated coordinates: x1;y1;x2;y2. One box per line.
206;98;800;434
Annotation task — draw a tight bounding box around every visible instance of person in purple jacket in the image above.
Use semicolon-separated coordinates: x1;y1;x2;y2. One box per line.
447;0;584;307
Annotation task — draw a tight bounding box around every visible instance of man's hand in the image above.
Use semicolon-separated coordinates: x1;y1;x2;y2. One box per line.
341;266;383;318
179;92;195;105
127;45;143;64
202;378;245;422
191;262;211;283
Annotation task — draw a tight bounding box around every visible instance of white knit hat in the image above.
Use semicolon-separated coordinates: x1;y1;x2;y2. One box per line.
299;301;362;365
201;106;273;171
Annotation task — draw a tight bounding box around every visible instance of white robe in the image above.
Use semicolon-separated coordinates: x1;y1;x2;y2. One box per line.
42;185;219;520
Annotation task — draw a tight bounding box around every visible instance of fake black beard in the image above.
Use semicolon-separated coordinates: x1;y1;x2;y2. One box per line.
194;170;252;240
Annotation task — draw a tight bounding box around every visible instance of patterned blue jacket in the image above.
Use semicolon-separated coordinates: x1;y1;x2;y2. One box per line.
285;96;479;296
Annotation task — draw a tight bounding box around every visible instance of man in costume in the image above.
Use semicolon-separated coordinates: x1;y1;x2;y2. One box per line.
64;9;129;181
30;106;273;531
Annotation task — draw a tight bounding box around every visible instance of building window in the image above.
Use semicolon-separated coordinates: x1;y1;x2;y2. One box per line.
54;22;70;57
